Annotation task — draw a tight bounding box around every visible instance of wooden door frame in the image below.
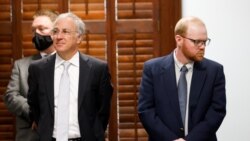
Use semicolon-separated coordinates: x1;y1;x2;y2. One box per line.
158;0;182;56
107;0;181;140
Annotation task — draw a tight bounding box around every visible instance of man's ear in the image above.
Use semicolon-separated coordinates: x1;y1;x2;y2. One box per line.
77;34;83;44
175;35;183;46
175;35;182;42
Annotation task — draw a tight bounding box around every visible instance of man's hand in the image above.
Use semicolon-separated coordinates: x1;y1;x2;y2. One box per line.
31;121;37;130
174;138;186;141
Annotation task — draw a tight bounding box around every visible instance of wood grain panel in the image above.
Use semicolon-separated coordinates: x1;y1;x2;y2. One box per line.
0;0;14;140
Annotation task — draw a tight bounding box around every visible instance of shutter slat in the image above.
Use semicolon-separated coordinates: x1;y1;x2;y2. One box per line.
118;70;142;77
116;0;155;136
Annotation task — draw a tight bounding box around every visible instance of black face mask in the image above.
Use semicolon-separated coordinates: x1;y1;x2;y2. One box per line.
32;32;53;51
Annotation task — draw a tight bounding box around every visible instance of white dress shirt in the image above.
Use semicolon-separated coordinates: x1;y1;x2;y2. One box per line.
53;52;81;138
173;51;194;136
40;51;56;58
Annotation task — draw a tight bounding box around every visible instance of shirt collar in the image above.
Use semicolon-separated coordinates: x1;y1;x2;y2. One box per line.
173;50;194;71
55;52;79;68
40;51;56;58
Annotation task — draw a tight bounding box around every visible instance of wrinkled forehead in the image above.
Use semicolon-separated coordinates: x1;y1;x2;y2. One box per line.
32;16;53;27
53;17;76;30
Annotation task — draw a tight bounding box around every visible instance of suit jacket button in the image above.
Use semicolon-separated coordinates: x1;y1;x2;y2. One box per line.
180;128;184;132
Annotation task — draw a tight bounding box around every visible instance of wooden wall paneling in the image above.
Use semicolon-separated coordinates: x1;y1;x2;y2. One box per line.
71;0;107;60
80;32;107;60
159;0;181;56
116;32;153;141
58;0;69;13
0;0;15;140
0;102;14;140
12;0;22;59
106;0;118;140
0;36;14;140
70;0;105;20
115;0;157;140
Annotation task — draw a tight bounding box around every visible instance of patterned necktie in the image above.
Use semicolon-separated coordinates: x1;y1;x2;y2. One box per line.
56;62;71;141
178;65;188;125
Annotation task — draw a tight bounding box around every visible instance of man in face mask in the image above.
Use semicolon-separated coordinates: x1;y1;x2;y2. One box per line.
3;9;58;141
32;9;58;57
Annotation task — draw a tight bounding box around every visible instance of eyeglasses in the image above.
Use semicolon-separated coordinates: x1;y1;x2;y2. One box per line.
181;36;211;47
51;28;78;36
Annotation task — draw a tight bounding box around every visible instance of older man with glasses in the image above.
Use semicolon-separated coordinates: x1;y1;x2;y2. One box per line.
28;12;113;141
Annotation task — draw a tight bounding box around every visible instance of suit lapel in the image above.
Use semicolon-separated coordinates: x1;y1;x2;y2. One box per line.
43;54;56;116
161;54;207;125
161;53;182;121
189;61;207;110
31;53;42;61
78;54;91;111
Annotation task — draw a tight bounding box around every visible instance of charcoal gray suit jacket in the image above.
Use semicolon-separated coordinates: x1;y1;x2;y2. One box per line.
3;54;41;141
28;53;113;141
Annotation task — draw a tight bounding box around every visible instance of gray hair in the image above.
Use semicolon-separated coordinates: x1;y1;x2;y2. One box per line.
54;12;85;35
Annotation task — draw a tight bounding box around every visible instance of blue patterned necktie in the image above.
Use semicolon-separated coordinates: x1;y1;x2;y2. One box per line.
178;65;188;125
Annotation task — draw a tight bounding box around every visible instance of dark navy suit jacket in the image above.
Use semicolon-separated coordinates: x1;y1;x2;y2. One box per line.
138;52;226;141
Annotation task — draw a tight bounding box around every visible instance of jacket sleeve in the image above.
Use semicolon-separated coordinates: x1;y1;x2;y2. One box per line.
3;60;30;121
185;65;226;140
27;63;40;124
97;64;113;130
138;63;179;140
